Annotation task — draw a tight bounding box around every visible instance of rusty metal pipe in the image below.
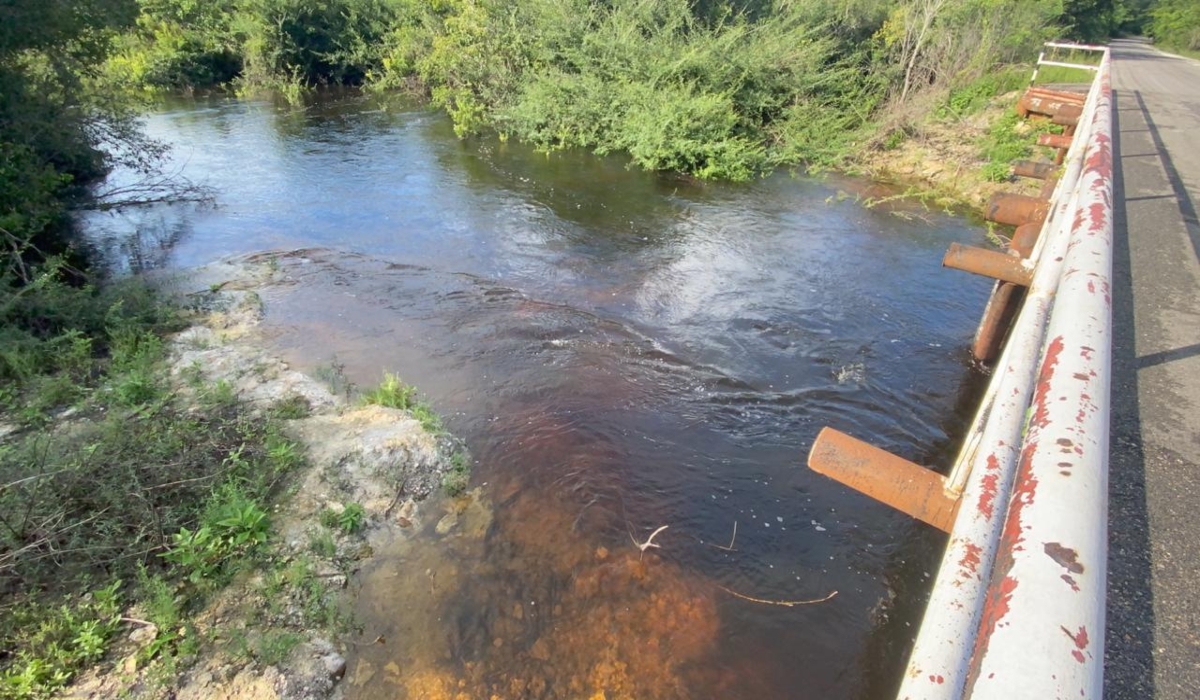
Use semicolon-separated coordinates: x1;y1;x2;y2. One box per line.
985;193;1051;226
1012;160;1057;180
1019;93;1086;119
1038;176;1060;200
972;282;1025;362
1011;221;1042;257
944;243;1034;286
1038;133;1074;150
808;428;958;532
1025;87;1087;103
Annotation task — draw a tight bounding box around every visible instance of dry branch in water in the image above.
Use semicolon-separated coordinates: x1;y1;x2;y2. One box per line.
709;520;737;552
717;586;839;607
630;525;669;559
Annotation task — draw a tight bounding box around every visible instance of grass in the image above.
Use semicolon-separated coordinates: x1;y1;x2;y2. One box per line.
978;110;1062;182
269;394;312;420
442;450;471;497
361;372;443;434
0;276;337;698
360;373;471;495
936;67;1029;120
1033;65;1098;86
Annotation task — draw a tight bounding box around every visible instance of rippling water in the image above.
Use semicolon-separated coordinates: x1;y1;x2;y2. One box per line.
83;91;995;699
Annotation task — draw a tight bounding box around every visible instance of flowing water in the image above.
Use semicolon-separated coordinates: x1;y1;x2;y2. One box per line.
84;91;996;699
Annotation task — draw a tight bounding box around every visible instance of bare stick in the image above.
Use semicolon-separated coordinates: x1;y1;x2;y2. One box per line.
630;525;669;559
717;586;838;607
710;521;737;552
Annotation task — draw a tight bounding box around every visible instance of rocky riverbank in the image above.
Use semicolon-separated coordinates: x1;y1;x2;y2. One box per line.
61;258;478;700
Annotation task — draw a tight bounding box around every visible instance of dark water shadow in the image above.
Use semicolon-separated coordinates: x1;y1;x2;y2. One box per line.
1104;88;1157;700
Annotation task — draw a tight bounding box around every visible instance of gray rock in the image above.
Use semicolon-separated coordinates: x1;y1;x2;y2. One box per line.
322;653;346;680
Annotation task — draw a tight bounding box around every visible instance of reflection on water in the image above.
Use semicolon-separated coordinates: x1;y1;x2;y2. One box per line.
83;91;996;699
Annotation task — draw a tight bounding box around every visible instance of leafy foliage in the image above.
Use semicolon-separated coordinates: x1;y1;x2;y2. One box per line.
319;502;366;534
1147;0;1200;51
103;0;1070;178
0;582;122;699
978;110;1062;182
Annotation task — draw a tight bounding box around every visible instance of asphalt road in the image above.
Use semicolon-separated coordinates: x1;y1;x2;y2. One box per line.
1106;38;1200;700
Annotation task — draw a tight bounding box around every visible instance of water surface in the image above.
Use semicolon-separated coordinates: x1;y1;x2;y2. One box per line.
84;92;994;699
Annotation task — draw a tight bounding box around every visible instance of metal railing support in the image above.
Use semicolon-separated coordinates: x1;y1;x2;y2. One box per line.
967;52;1112;699
898;44;1112;700
806;41;1112;700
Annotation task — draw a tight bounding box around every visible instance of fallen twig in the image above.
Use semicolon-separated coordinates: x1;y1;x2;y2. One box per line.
717;586;838;607
630;525;669;559
709;521;737;552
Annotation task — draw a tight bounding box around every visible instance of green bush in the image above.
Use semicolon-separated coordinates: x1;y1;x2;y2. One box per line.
1147;0;1200;52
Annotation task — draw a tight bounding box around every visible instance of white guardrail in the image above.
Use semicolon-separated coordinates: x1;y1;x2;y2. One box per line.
897;43;1113;699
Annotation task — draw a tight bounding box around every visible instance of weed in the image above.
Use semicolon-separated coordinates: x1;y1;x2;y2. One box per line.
265;433;304;473
362;372;443;433
0;581;122;699
337;502;366;534
202;378;237;408
180;360;205;389
313;358;352;398
319;502;367;534
254;630;303;665
360;372;414;409
160;480;270;588
937;68;1027;120
442;450;471;497
270;394;312;420
309;529;337;559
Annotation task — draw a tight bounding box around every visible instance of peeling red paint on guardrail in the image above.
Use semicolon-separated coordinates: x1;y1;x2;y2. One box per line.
897;43;1112;700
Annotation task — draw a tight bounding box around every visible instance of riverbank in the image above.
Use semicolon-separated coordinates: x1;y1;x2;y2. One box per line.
2;258;473;700
847;88;1050;216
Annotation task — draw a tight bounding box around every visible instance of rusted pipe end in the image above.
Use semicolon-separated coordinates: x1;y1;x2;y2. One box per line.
1011;221;1043;258
985;193;1051;227
1037;133;1074;150
943;243;1034;286
808;427;959;532
1013;160;1057;180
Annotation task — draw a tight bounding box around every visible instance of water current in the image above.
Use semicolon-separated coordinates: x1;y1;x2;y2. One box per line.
83;91;997;700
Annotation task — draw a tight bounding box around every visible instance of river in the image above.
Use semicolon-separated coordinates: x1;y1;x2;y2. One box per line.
83;91;994;700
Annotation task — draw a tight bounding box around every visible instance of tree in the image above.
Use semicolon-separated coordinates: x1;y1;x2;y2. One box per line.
1147;0;1200;50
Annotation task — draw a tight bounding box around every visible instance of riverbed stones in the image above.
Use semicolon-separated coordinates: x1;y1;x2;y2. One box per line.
435;511;459;535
